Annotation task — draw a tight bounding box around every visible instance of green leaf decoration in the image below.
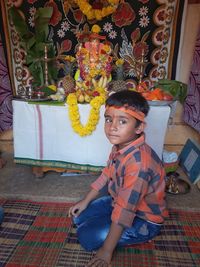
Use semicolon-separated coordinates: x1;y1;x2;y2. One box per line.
29;61;44;87
35;7;53;43
9;7;33;42
48;61;58;81
26;37;36;52
154;79;187;103
9;6;58;89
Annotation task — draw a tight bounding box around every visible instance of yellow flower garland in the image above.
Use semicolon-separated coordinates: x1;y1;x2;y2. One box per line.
75;0;120;21
67;93;106;136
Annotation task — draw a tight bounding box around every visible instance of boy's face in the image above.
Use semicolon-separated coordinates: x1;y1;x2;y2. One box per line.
104;107;144;149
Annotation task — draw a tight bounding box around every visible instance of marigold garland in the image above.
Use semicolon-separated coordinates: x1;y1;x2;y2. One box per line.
74;0;120;21
67;93;106;136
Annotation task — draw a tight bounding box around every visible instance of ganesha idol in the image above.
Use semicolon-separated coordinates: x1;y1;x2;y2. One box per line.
74;30;113;100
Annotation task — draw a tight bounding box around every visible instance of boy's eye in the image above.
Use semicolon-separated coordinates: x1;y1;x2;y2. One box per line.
119;119;127;125
105;117;112;123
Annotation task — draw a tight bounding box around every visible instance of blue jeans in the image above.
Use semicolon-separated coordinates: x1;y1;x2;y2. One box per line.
73;196;161;251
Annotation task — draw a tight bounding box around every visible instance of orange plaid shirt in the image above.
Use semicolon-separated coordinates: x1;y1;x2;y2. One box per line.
91;134;168;228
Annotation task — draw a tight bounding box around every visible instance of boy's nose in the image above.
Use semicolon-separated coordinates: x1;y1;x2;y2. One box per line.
110;121;118;131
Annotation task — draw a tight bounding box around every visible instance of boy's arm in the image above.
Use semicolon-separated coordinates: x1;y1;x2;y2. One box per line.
83;188;100;205
69;169;110;218
87;222;123;266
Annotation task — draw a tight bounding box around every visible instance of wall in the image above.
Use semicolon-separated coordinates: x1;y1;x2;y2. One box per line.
164;2;200;155
164;102;200;154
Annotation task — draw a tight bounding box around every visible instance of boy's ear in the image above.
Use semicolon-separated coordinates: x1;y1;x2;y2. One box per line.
136;122;146;134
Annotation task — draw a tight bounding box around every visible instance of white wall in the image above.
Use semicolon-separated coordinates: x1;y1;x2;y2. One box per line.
176;3;200;83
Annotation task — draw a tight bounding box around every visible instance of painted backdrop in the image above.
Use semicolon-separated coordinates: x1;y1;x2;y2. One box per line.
1;0;184;96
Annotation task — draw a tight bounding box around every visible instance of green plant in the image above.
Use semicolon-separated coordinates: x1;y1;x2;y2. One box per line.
9;6;58;89
154;79;187;103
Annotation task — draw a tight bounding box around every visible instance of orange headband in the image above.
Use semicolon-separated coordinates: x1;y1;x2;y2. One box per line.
106;106;145;122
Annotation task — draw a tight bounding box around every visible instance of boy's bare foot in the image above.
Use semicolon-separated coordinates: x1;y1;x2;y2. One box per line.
0;157;6;169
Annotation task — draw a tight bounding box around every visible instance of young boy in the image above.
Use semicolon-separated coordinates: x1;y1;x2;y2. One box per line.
68;90;168;267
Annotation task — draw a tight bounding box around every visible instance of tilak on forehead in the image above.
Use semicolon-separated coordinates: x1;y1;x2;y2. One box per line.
106;104;145;122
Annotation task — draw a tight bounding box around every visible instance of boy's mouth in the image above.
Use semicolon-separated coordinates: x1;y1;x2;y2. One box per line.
107;134;119;139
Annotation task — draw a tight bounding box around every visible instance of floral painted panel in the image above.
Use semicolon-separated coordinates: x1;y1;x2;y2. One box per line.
3;0;184;95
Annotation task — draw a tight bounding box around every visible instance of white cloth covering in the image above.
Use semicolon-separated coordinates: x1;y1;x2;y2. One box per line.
13;100;170;170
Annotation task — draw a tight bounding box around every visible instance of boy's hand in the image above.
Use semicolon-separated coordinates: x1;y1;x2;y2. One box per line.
68;200;88;217
86;222;123;266
68;189;99;218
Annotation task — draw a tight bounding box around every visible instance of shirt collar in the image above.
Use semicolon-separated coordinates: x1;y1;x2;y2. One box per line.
111;133;145;157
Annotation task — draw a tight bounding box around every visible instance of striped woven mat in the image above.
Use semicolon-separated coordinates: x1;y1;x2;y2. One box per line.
0;199;200;267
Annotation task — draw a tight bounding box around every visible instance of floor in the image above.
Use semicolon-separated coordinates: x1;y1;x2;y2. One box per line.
0;152;200;211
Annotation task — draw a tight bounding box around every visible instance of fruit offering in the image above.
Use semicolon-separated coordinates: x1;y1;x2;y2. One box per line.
136;82;173;101
141;88;173;101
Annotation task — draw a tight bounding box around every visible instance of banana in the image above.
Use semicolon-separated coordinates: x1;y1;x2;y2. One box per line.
76;81;82;88
108;74;112;83
98;76;104;87
48;84;57;92
102;76;107;88
82;82;88;90
74;69;80;81
77;94;85;103
92;78;97;88
84;94;91;103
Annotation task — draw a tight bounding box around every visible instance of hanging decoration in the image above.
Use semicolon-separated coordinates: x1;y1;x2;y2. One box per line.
74;0;120;21
65;24;111;137
67;92;105;136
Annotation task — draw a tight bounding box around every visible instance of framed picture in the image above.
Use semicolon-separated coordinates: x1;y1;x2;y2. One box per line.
179;139;200;184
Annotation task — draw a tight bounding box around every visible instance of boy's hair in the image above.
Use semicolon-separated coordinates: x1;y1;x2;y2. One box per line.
106;90;150;117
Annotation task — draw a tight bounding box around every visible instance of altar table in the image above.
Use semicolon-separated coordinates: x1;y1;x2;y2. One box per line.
13;100;171;173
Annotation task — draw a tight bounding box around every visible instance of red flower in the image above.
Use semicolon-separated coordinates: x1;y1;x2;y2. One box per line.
100;49;106;55
112;2;135;27
133;42;148;60
157;10;166;22
92;0;103;10
156;32;164;42
151;69;159;79
73;9;84;23
131;28;141;43
154;50;161;61
45;1;62;26
61;40;72;52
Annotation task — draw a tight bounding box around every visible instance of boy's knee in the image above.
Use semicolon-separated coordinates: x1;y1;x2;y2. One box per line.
78;234;103;251
77;224;107;251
